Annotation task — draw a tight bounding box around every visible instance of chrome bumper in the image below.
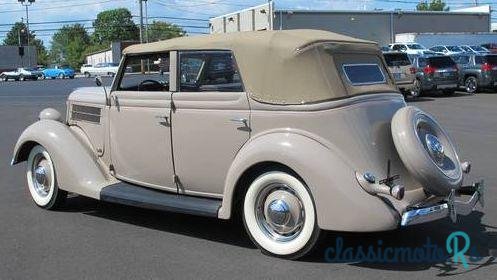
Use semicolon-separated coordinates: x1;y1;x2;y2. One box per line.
401;180;484;227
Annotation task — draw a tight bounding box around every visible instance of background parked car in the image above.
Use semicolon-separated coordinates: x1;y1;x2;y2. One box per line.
460;45;489;54
388;43;430;55
42;65;75;79
481;43;497;54
383;52;418;97
455;54;497;94
0;67;40;81
81;62;119;78
80;64;93;76
411;54;459;95
429;45;464;55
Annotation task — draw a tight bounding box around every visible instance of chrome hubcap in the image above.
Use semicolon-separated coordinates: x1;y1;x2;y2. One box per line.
425;134;445;165
31;155;52;197
256;184;304;242
35;166;47;186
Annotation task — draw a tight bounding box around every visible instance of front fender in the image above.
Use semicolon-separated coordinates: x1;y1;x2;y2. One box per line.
12;120;110;199
219;130;400;232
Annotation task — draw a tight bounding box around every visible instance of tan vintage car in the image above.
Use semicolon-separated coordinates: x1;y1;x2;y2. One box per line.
12;30;484;259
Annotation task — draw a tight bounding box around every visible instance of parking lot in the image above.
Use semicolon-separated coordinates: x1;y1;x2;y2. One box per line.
0;78;496;279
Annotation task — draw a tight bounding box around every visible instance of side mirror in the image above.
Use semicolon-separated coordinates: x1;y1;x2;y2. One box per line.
95;76;102;87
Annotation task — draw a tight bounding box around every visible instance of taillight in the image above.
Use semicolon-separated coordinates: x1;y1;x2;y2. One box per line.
423;65;436;75
482;62;493;72
409;67;416;74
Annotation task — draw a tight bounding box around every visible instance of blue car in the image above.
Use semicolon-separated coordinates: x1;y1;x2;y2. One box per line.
41;65;75;79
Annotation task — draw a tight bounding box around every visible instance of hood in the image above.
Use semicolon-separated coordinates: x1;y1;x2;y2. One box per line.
68;87;107;105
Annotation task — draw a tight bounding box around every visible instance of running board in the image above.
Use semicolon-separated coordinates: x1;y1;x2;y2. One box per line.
100;182;222;218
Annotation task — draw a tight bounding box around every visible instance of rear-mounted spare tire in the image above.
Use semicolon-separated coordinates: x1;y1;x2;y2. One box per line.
391;106;463;196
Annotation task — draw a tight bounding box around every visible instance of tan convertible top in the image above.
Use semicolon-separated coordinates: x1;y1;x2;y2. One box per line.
124;29;397;104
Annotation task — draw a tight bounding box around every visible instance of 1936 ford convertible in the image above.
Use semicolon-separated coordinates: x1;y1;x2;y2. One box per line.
11;30;484;259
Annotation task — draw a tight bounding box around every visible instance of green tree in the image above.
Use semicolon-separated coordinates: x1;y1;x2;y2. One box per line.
93;8;139;45
2;22;48;65
416;0;449;11
50;24;90;68
147;21;185;42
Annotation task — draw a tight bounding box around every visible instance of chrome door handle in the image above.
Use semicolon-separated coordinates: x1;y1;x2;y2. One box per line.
155;115;169;122
156;115;170;126
230;118;247;125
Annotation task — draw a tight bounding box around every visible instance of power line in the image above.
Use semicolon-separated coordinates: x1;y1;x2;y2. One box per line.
0;0;127;14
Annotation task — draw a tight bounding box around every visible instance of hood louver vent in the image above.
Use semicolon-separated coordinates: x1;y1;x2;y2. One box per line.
71;104;101;124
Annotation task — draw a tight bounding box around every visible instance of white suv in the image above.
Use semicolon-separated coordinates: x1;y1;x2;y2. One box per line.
389;43;430;55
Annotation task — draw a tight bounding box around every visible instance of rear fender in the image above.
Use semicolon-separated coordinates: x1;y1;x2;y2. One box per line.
12;120;111;199
219;130;400;232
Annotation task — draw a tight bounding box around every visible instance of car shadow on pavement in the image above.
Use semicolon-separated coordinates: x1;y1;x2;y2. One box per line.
58;195;495;275
58;195;256;249
406;97;435;103
304;211;497;275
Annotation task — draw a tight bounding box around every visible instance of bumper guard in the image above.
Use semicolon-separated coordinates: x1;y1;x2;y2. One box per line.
401;180;484;227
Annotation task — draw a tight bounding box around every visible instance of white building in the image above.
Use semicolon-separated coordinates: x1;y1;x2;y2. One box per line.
85;41;139;66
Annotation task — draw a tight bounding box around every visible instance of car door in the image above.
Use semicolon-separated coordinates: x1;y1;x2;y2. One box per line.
109;52;176;192
171;50;250;197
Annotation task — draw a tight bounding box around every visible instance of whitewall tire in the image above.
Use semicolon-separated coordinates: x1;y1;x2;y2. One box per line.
243;171;320;259
26;145;67;209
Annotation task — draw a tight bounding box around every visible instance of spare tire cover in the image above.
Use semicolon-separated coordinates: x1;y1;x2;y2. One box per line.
391;106;462;196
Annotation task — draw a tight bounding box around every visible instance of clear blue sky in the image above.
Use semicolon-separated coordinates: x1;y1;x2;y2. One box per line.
0;0;494;46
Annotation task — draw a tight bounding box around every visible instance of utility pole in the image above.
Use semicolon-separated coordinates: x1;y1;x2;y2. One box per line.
145;0;149;43
18;0;35;67
139;0;145;44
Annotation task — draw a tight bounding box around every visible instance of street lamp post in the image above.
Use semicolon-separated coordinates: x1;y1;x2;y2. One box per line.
18;0;35;67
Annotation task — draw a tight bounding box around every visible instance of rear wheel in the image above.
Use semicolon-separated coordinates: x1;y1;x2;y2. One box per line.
40;74;45;80
58;73;65;79
84;72;91;78
26;145;67;209
465;76;478;94
410;79;421;98
243;171;321;259
19;75;25;81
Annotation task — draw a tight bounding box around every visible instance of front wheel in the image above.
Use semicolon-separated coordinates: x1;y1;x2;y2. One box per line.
58;73;65;79
243;171;321;259
19;75;25;81
26;145;67;209
40;74;45;80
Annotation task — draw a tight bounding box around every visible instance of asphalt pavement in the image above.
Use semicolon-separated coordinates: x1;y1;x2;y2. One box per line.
0;78;496;279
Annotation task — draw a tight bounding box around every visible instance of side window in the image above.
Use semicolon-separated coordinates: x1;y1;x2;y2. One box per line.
117;53;170;92
179;51;243;92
